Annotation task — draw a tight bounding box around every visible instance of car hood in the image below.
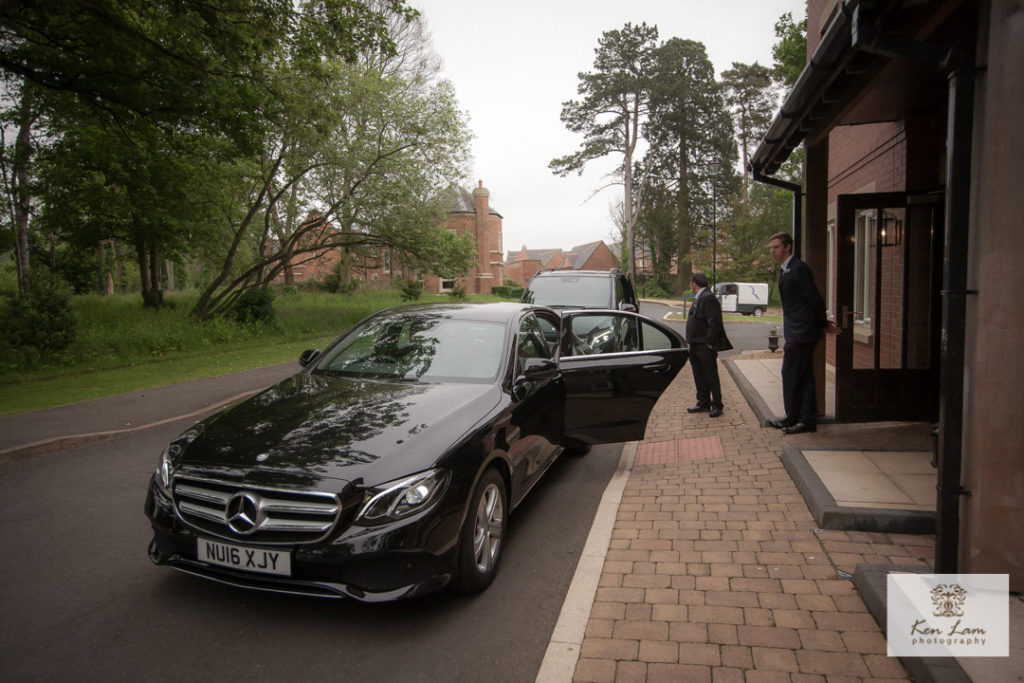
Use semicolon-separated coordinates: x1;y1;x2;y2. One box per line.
178;373;503;485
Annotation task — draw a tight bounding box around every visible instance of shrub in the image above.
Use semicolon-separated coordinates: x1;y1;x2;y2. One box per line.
399;279;423;301
491;285;525;300
644;284;674;300
230;287;275;324
337;278;359;295
447;284;467;301
3;273;77;353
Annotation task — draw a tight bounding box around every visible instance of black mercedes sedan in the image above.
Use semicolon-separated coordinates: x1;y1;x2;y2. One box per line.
145;302;687;601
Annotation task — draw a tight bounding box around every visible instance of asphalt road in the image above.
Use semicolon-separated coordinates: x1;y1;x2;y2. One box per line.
639;300;776;355
0;415;622;682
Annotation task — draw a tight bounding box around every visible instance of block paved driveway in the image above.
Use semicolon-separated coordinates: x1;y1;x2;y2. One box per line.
572;359;935;682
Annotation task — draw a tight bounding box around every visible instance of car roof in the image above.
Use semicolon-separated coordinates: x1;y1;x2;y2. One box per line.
531;270;622;278
373;301;546;324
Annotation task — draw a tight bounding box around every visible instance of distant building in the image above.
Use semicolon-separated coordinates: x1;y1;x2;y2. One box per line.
435;180;503;295
274;180;504;294
504;240;619;286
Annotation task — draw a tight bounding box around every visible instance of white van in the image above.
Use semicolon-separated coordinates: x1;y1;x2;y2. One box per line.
715;282;770;316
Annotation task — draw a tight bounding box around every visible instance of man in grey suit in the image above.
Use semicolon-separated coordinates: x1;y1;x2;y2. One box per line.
767;232;834;434
685;272;732;418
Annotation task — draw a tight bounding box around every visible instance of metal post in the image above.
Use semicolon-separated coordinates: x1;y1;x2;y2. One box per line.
710;161;720;289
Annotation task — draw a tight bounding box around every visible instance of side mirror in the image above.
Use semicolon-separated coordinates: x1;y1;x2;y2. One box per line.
299;349;321;367
521;357;559;380
619;302;638;312
512;358;559;401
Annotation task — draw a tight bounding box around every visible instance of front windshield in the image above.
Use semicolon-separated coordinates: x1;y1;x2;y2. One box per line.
312;313;506;382
523;276;609;308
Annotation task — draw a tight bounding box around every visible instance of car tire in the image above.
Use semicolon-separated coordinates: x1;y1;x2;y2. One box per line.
451;468;507;594
753;307;764;317
563;441;592;456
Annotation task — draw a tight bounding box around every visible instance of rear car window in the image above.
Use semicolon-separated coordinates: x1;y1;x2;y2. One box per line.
522;276;610;308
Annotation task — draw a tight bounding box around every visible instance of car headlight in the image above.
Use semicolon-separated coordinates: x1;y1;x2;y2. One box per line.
157;445;176;490
356;469;450;524
155;424;204;491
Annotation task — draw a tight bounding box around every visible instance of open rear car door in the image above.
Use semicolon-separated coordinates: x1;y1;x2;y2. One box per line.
557;311;688;446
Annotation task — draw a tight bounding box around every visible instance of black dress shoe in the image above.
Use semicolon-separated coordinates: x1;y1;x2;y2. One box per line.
687;404;710;413
767;418;790;429
782;422;817;434
709;407;723;417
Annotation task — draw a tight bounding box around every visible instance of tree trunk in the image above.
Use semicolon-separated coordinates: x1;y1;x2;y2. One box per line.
112;239;125;292
138;241;164;307
675;144;692;294
340;247;352;284
283;253;294;286
96;241;106;294
149;245;163;307
623;111;636;279
11;87;37;299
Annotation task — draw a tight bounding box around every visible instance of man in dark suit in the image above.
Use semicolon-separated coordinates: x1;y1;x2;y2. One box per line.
685;272;732;418
767;232;832;434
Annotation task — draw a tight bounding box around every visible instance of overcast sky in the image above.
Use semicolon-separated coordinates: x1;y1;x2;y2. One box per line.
411;0;807;257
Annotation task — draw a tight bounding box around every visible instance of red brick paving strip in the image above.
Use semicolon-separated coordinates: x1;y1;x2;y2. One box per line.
635;436;726;466
571;359;935;682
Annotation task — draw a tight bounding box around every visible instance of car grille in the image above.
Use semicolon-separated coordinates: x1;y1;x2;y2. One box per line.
172;475;341;545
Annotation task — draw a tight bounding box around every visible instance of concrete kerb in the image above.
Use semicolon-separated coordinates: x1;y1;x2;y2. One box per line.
0;390;261;465
723;356;776;427
781;446;937;535
853;563;972;683
534;441;638;683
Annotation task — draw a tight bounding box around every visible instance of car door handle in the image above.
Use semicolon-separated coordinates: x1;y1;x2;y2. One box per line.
643;362;671;373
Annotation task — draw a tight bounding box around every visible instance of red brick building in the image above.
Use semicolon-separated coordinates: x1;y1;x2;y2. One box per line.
504;240;619;286
275;181;504;294
752;0;1022;587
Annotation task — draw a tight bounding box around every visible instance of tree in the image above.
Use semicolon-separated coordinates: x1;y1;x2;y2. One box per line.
550;23;659;279
0;1;415;145
718;149;803;293
0;0;417;307
0;78;43;298
188;11;473;320
720;62;776;204
643;38;737;293
771;12;808;87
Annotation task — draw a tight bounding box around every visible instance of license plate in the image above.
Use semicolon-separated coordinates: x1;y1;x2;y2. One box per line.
197;538;291;576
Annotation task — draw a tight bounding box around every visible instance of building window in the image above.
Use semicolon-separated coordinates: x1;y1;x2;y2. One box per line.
383;250;391;274
854;210;874;323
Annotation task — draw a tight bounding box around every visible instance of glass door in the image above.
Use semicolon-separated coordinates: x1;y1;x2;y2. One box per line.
834;193;942;421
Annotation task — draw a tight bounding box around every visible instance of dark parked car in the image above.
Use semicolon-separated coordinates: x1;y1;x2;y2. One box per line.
521;269;638;311
145;302;686;601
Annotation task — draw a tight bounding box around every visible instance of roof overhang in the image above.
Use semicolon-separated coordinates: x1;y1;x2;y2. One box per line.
750;0;975;177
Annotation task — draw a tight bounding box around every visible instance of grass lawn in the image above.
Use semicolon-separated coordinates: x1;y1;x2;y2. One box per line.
0;289;504;416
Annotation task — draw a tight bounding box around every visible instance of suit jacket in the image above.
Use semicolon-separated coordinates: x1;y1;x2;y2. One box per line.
685;289;733;351
779;257;827;346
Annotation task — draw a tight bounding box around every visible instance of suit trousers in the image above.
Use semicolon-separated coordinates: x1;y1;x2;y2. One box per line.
689;345;723;409
782;341;818;424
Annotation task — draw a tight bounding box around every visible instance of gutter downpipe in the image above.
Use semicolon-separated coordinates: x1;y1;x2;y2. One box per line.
933;68;974;573
750;170;803;258
850;4;976;573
